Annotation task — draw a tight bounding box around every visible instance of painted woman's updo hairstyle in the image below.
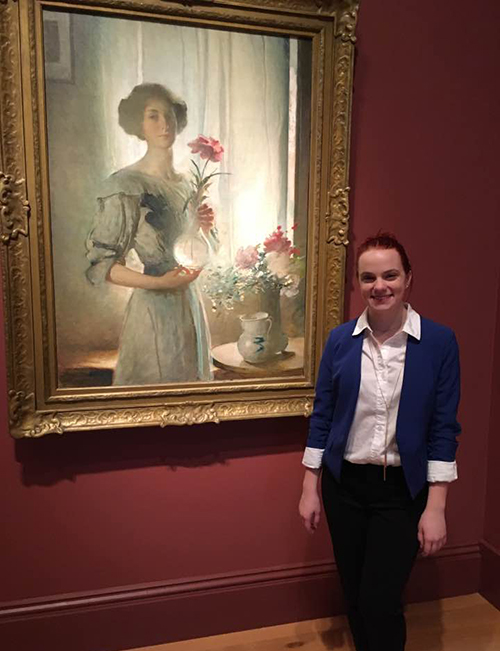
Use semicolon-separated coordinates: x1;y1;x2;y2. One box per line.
118;83;188;140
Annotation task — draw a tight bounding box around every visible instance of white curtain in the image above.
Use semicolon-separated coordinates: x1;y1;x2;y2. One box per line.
98;16;295;260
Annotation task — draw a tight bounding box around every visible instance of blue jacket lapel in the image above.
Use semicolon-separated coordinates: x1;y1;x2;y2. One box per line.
341;331;364;422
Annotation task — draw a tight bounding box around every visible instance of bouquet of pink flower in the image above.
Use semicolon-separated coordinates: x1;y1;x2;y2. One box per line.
235;225;300;279
203;225;304;310
173;135;227;269
185;135;227;211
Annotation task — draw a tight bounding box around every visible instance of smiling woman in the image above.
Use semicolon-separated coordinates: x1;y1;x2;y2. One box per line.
357;249;411;322
85;83;218;386
357;232;414;317
300;232;461;651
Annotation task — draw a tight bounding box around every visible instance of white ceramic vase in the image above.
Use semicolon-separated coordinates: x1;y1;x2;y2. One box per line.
237;312;273;364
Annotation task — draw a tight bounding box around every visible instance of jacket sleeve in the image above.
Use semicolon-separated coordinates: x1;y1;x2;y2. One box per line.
306;331;338;450
427;331;461;462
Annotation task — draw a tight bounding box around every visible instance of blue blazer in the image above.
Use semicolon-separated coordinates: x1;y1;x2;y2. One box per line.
307;317;461;498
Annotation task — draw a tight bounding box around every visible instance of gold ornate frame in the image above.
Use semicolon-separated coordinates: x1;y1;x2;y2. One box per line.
0;0;359;438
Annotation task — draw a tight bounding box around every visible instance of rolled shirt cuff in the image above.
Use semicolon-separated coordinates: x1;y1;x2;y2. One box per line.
427;460;458;483
302;447;325;469
303;450;458;481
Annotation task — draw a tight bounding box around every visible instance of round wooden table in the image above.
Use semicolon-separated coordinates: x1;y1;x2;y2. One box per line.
211;337;304;378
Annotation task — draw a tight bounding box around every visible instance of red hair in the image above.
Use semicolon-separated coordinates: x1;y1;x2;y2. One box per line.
356;231;412;281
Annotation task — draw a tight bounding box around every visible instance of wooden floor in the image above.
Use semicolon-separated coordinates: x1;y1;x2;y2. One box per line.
131;594;500;651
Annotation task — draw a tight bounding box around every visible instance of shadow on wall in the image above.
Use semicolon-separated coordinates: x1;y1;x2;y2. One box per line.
14;415;307;487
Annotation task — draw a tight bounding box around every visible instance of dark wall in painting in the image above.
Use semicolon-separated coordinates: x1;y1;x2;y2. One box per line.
0;0;499;649
46;15;124;353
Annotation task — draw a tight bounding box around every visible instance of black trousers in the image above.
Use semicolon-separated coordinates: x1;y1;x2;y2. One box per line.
321;461;428;651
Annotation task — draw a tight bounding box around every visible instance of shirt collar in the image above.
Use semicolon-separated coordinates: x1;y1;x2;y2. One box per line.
352;304;421;341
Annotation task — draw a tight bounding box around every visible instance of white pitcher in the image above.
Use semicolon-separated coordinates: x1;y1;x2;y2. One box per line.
237;312;273;364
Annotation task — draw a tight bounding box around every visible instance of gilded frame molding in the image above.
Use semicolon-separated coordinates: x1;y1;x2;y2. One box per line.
0;0;359;438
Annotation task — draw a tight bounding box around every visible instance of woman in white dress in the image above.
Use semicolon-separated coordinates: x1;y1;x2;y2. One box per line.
85;83;217;385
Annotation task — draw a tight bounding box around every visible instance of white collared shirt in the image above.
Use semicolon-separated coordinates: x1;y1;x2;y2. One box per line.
302;305;457;483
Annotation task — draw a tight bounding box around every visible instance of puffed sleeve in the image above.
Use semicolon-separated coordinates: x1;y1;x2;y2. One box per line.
85;192;140;285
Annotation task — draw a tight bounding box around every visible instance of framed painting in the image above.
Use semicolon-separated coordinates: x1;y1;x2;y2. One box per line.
0;0;359;438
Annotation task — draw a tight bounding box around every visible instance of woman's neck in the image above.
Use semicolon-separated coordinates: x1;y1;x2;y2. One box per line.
367;305;407;343
136;147;176;180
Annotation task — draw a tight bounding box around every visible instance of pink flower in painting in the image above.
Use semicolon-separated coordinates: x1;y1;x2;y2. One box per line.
263;226;294;255
188;135;225;163
235;245;259;269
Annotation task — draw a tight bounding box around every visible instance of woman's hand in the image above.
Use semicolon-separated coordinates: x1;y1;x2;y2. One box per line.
299;488;322;534
197;202;215;234
155;266;201;290
418;482;449;556
418;507;447;556
299;468;322;534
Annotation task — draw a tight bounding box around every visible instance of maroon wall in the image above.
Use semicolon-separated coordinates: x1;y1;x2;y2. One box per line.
485;291;500;546
481;278;500;609
346;0;500;552
1;1;499;650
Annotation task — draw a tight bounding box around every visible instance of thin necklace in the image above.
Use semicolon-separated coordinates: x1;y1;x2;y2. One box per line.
367;336;404;480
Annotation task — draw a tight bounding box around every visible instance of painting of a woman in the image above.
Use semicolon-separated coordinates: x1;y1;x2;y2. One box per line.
85;83;217;385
